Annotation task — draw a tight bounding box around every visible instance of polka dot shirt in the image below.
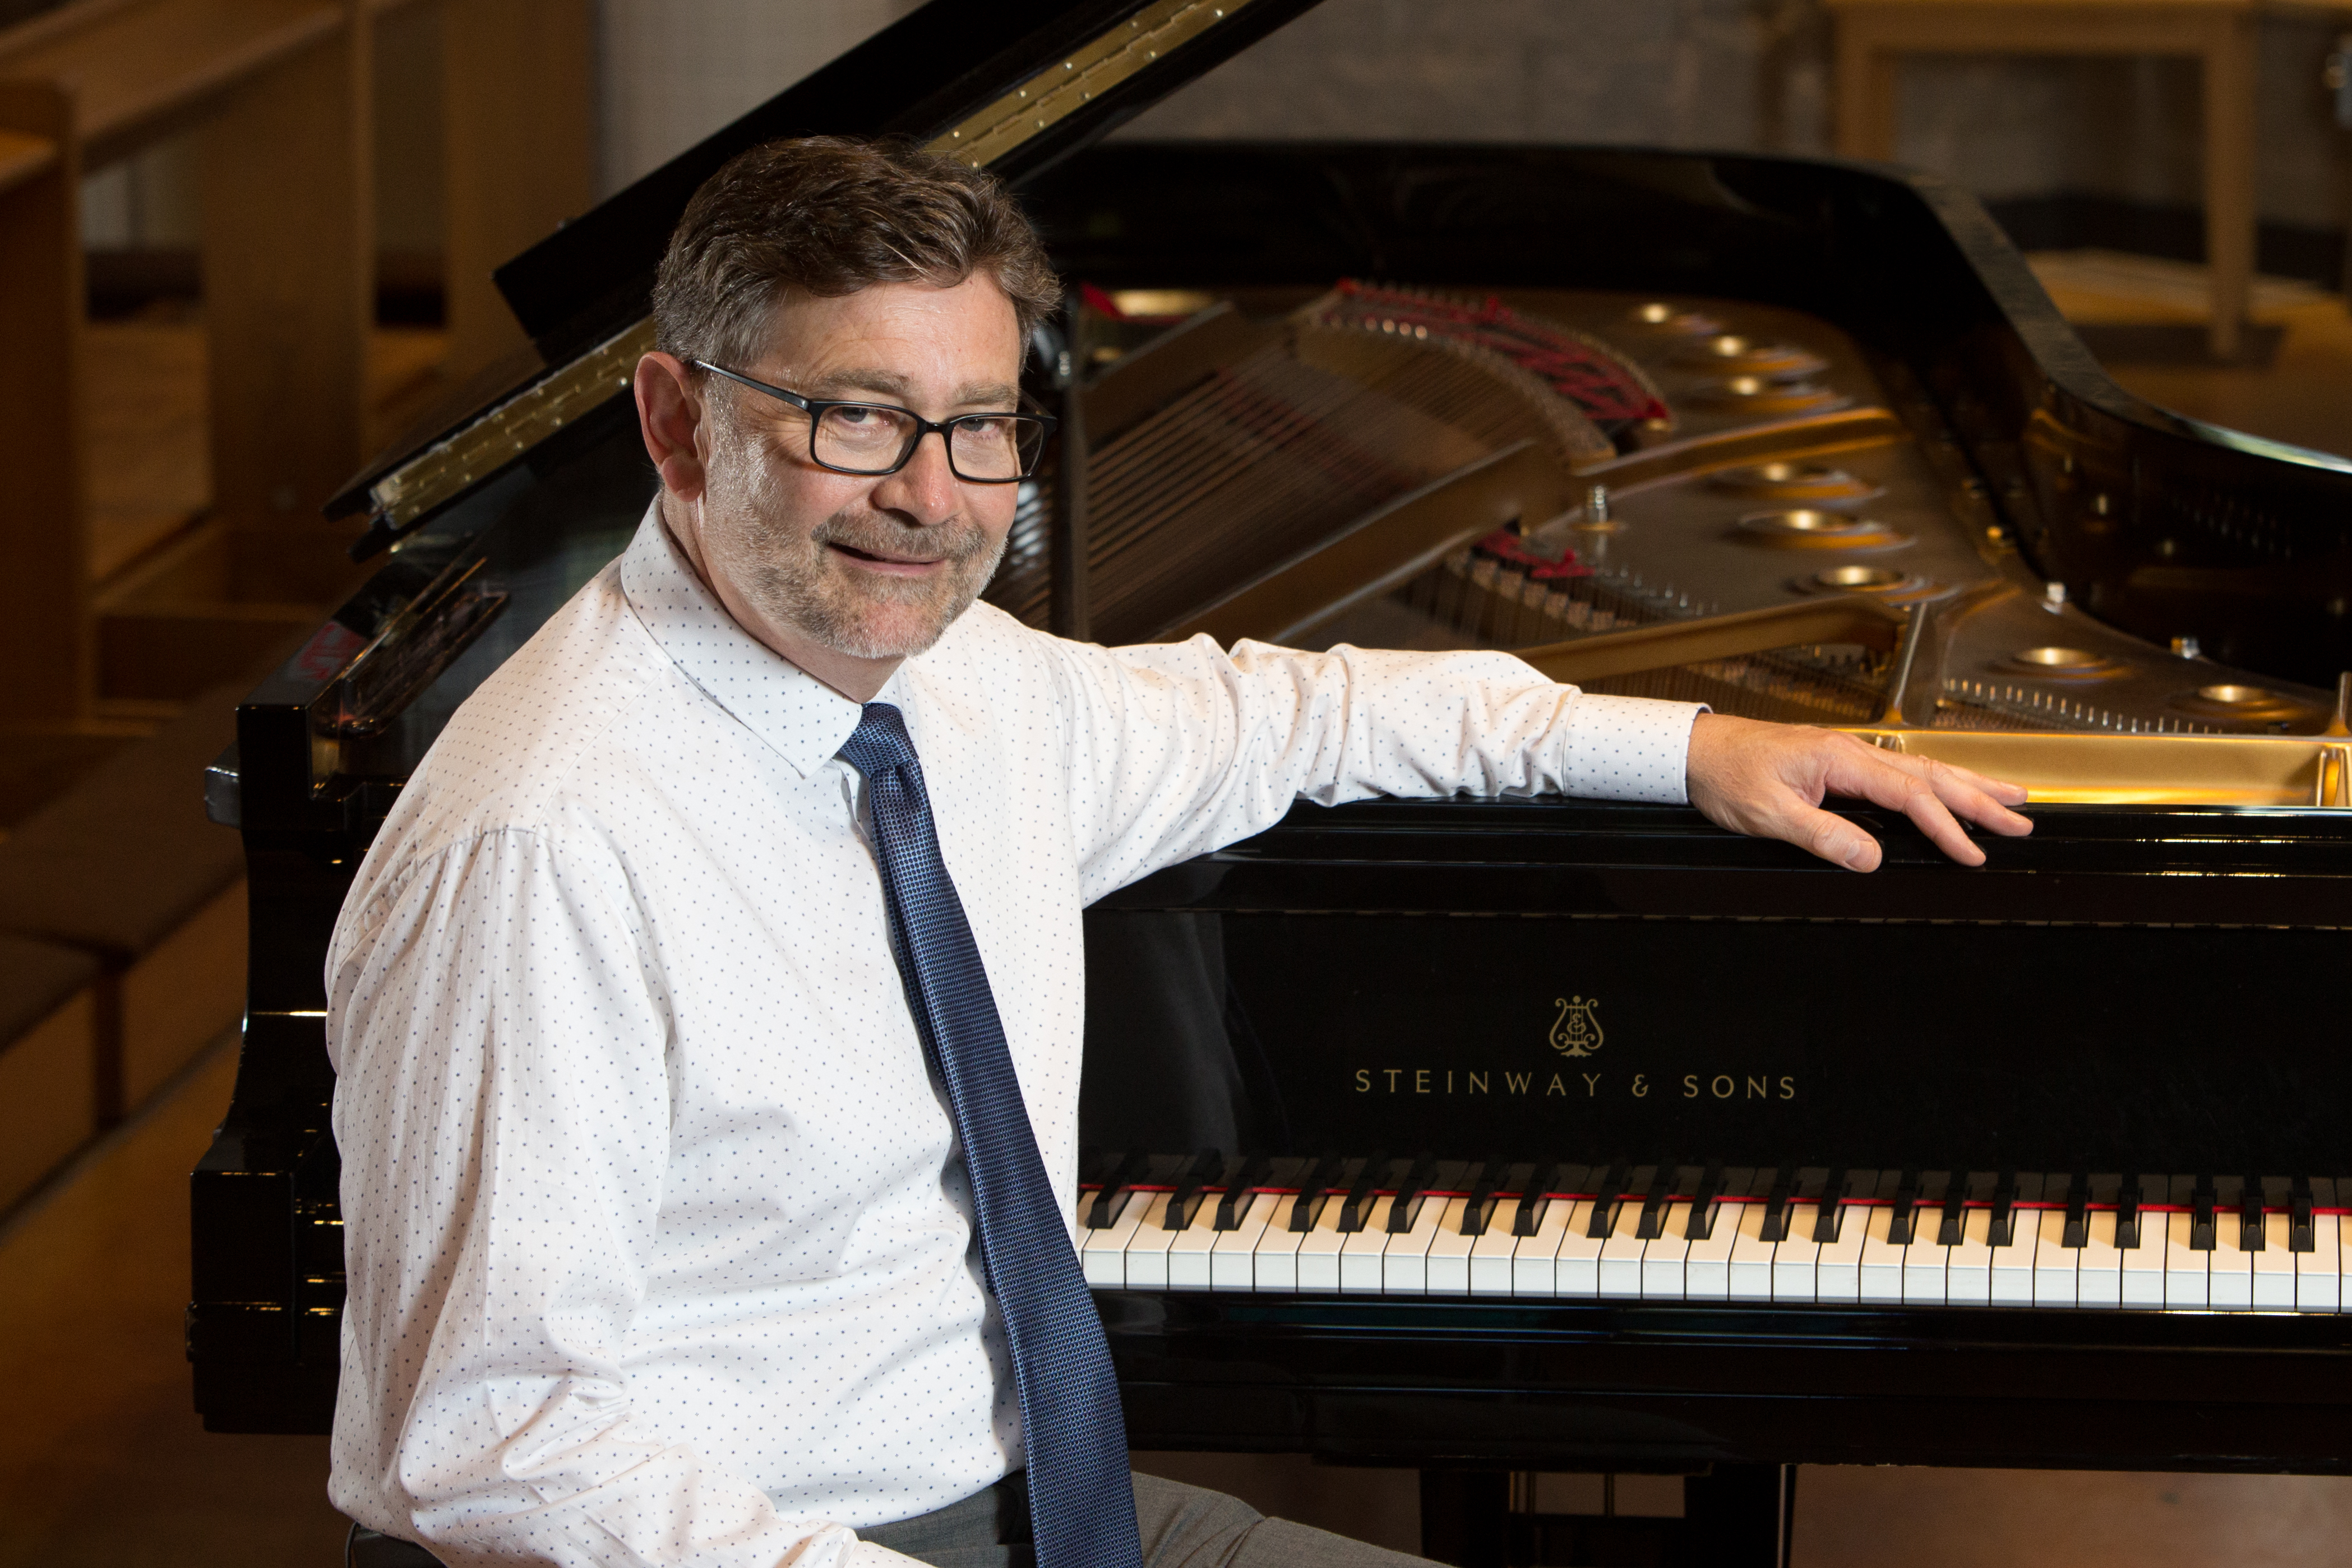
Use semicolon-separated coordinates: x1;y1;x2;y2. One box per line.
322;505;1699;1566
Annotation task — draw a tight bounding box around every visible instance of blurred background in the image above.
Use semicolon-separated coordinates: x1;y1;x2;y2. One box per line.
2;1;2349;1563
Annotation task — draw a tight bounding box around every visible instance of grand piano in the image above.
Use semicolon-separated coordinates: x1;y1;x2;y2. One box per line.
191;2;2352;1564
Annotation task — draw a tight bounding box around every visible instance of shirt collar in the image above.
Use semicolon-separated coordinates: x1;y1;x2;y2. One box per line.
618;501;879;779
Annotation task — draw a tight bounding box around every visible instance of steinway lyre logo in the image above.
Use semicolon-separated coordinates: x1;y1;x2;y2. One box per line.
1549;995;1603;1058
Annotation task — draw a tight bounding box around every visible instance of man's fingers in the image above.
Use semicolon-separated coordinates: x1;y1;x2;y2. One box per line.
1794;799;1882;871
1822;744;2032;845
1894;786;1987;866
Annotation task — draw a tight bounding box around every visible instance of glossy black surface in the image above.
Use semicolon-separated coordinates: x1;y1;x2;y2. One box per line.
1099;1291;2352;1472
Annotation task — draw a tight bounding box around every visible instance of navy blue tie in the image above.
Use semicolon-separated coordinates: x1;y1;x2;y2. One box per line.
839;703;1142;1568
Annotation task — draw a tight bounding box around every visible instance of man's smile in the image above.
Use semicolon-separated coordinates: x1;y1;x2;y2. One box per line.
827;540;947;573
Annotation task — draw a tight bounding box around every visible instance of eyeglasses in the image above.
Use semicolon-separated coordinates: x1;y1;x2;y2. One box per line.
690;360;1056;483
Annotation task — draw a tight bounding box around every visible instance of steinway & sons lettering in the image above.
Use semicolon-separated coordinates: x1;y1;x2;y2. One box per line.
1350;1067;1796;1100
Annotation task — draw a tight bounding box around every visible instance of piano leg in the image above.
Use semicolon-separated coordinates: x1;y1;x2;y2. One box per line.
1685;1463;1796;1568
1418;1470;1509;1568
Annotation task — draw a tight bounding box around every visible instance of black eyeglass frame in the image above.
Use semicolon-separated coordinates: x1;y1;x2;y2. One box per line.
689;359;1057;483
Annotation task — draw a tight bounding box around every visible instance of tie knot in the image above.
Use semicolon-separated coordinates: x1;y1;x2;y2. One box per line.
838;701;918;781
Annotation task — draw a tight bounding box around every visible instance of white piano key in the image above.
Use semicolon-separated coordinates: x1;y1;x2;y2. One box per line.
1080;1188;1151;1288
1513;1195;1582;1297
1685;1202;1737;1301
1901;1211;1951;1305
1295;1192;1352;1292
1772;1203;1822;1303
1166;1195;1223;1291
1728;1200;1776;1301
1989;1210;2036;1305
2252;1211;2296;1312
2031;1208;2077;1307
1210;1192;1275;1292
1946;1207;1994;1305
1251;1199;1313;1292
2301;1212;2341;1312
1857;1203;1905;1303
1469;1203;1521;1295
1641;1201;1694;1301
1122;1192;1179;1289
1338;1205;1391;1294
1551;1199;1605;1298
1381;1191;1449;1296
2077;1209;2123;1308
2120;1211;2165;1308
1424;1197;1476;1296
2209;1211;2254;1311
1598;1199;1646;1299
2163;1210;2208;1310
1815;1203;1869;1303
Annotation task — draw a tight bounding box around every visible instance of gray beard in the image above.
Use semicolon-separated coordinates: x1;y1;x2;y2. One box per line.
702;434;1008;663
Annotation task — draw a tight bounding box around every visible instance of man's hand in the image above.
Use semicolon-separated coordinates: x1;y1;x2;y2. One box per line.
1685;713;2032;871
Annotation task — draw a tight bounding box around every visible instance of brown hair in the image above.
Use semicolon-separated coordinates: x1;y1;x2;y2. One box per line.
651;135;1061;373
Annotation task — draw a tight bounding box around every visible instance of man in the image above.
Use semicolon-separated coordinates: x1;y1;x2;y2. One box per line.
327;137;2028;1568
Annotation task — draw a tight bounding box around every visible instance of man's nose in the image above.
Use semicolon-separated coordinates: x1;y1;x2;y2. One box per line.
870;428;962;524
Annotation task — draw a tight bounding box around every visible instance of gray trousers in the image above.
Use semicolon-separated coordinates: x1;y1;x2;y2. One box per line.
861;1471;1439;1568
349;1471;1438;1568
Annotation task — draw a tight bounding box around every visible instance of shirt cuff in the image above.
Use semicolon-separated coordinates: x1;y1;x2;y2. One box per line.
1559;693;1704;804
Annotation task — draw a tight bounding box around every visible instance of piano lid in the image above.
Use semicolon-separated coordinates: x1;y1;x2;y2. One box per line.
326;0;1322;545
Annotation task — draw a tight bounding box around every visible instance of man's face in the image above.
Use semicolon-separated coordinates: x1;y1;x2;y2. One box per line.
693;275;1026;663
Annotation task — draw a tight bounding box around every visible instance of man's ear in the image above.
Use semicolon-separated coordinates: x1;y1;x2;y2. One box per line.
635;352;709;501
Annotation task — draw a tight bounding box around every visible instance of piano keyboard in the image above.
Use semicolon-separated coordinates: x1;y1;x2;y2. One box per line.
1075;1156;2350;1312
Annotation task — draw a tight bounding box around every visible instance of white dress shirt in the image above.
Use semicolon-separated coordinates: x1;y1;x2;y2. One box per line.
325;503;1699;1567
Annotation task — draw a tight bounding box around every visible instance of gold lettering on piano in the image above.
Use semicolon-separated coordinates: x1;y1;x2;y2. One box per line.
1679;1074;1800;1100
1549;995;1603;1058
1353;1067;1798;1101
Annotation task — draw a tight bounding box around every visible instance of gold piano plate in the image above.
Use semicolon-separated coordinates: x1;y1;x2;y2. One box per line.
1846;728;2352;808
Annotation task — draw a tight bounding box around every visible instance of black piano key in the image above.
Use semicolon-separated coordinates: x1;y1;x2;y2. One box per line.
2190;1176;2218;1251
1812;1167;1850;1245
1987;1171;2020;1247
2116;1174;2143;1250
1079;1146;1105;1187
1087;1150;1151;1229
1460;1154;1507;1237
2292;1176;2317;1253
1635;1164;1677;1240
1936;1170;1970;1247
1164;1148;1225;1231
1291;1151;1347;1233
1387;1151;1441;1234
1684;1160;1726;1242
2238;1175;2265;1252
1336;1151;1392;1234
1762;1164;1797;1243
1214;1154;1272;1230
1512;1159;1561;1238
1587;1160;1632;1239
2063;1172;2090;1248
2261;1174;2292;1252
1889;1169;1921;1246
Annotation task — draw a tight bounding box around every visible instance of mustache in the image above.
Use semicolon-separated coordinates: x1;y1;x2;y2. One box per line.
806;507;995;565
